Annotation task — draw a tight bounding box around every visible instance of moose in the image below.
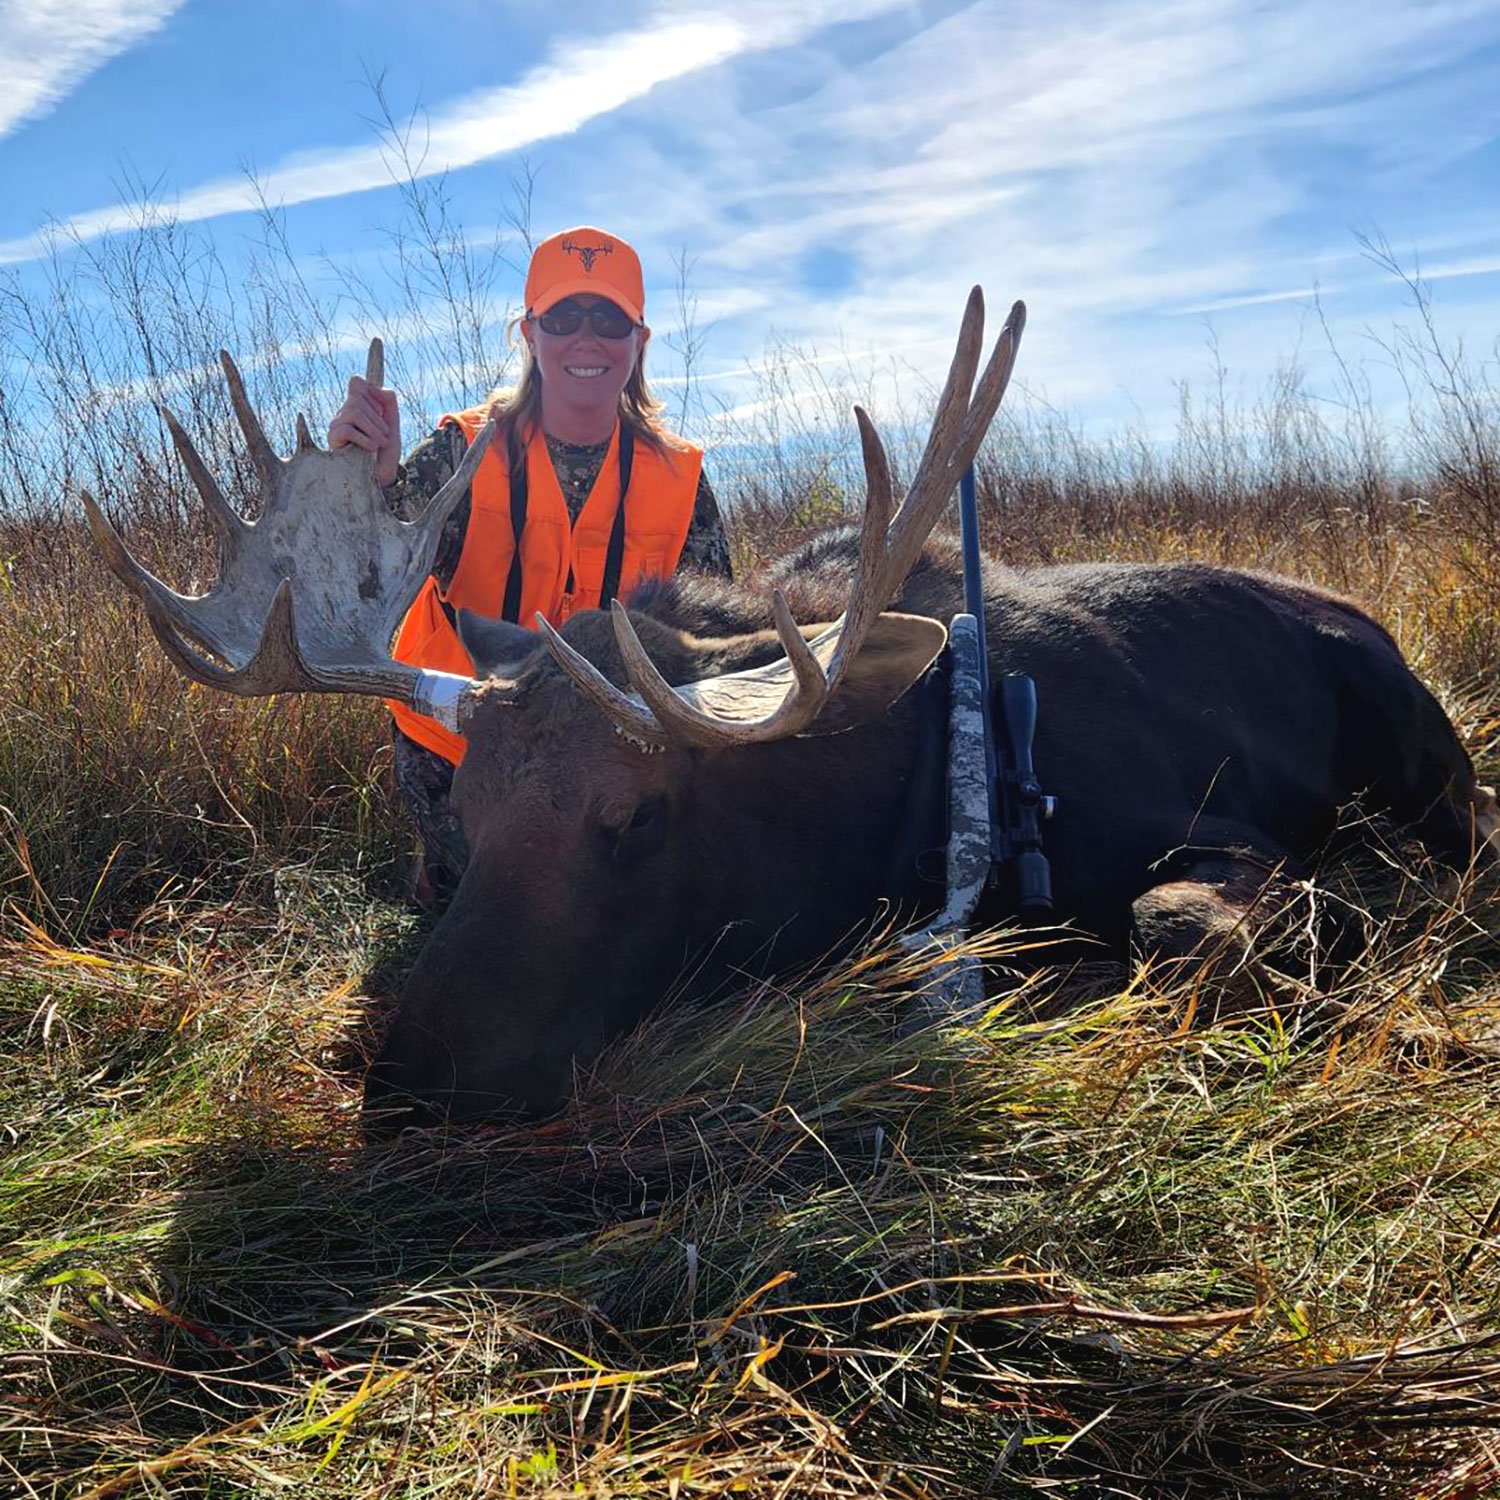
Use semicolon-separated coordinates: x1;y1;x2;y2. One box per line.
85;291;1497;1127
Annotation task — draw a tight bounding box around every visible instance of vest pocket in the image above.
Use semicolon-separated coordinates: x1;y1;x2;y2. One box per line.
572;542;608;611
572;533;677;612
622;536;674;598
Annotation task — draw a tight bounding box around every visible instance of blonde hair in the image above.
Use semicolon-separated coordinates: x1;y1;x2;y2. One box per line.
482;315;681;466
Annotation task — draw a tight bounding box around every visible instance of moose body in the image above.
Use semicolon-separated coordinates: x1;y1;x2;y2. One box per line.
366;530;1492;1122
83;292;1495;1129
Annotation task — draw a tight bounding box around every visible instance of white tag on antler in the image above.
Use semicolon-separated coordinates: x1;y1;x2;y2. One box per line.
412;670;473;732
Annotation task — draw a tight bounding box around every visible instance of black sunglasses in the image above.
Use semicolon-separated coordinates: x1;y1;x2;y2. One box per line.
536;298;637;339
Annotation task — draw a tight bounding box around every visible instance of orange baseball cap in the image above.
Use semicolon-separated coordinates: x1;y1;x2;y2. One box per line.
524;227;646;325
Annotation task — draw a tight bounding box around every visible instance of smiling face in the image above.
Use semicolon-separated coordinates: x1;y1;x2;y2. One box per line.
524;294;649;444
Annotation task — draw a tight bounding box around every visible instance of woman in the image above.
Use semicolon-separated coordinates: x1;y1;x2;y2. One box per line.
328;225;732;907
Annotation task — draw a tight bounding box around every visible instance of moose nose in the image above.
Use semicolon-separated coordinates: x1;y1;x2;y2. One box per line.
360;1057;448;1139
362;1048;564;1136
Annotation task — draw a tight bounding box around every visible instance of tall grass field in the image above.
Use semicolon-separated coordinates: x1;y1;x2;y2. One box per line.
2;207;1498;1496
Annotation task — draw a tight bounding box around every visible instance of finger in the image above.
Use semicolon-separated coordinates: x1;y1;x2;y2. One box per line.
329;411;384;446
343;372;395;413
329;422;380;454
353;393;390;438
335;394;389;441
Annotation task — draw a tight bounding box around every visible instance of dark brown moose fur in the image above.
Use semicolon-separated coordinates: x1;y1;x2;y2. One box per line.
365;529;1491;1127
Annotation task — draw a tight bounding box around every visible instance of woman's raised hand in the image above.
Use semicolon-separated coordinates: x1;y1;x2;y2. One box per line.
328;375;401;487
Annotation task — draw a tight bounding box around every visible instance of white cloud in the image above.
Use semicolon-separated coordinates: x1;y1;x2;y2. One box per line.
1173;288;1324;315
0;0;186;143
1419;257;1500;285
0;0;909;265
1167;257;1500;317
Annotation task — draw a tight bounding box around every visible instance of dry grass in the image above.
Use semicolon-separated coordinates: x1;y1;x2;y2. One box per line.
1;876;1498;1498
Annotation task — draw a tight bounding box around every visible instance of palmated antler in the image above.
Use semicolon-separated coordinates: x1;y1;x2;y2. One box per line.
82;341;492;719
541;289;1025;748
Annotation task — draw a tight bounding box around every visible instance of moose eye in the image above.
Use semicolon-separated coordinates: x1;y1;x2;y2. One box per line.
599;795;667;860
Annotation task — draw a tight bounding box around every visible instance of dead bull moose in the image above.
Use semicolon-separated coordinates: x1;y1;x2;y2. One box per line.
84;291;1498;1128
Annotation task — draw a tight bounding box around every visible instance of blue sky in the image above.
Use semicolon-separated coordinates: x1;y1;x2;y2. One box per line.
3;0;1499;450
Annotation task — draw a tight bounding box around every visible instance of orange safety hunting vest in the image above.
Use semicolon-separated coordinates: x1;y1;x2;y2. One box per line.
388;406;703;764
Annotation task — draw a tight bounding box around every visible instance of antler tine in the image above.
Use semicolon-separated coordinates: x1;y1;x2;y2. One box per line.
349;340;389;484
880;294;1024;594
81;487;239;661
533;613;667;747
84;487;302;690
901;288;985;494
408;414;495;546
944;299;1025;488
609;593;828;748
823;406;896;694
211;577;417;699
218;350;281;489
295;413;316;452
156;404;249;553
887;286;986;566
853;403;895;548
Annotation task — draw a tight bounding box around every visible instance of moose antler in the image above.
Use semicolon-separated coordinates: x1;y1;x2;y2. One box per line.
82;340;492;722
539;288;1025;748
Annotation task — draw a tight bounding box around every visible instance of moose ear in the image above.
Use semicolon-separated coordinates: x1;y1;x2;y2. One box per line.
802;612;947;736
456;608;539;679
